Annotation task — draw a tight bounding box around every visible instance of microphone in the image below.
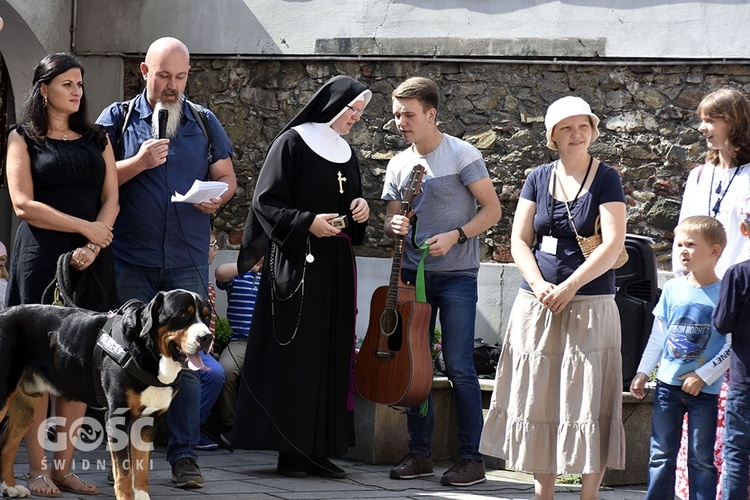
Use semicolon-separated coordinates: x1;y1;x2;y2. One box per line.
157;109;168;139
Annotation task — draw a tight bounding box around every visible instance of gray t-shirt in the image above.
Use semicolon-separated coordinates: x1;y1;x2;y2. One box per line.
382;134;489;277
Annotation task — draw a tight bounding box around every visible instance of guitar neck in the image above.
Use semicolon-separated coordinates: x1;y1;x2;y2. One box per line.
385;201;412;309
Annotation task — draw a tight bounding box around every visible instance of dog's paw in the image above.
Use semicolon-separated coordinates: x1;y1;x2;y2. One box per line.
2;482;31;498
134;489;151;500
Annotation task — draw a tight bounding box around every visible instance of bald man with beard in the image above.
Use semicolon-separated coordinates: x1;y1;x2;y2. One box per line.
96;37;236;489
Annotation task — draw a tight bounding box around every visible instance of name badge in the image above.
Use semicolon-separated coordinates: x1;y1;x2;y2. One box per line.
540;235;558;255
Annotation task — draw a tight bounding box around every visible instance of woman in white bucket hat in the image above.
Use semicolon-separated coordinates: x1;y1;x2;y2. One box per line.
480;96;627;500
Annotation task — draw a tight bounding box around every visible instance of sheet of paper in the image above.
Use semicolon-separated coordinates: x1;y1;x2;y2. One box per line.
171;180;229;204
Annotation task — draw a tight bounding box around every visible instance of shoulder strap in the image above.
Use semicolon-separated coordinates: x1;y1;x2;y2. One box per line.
186;100;213;163
113;98;215;165
114;97;137;160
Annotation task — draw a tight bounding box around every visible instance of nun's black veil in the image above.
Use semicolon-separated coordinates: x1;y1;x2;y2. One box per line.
237;75;369;274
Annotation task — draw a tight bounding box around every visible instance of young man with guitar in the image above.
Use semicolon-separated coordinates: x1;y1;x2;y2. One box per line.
382;76;502;487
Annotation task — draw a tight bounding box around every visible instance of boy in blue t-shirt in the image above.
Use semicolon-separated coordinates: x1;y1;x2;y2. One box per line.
713;198;750;500
631;215;729;500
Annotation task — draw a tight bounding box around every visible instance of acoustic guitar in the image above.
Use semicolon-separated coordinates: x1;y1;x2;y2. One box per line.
355;165;433;407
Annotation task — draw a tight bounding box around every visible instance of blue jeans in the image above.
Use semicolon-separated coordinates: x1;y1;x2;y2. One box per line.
402;270;483;461
165;353;225;460
114;257;212;465
200;353;225;425
645;381;718;500
722;387;750;500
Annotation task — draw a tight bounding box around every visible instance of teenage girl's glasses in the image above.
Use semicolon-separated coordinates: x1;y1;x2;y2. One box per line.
345;105;364;117
209;240;219;249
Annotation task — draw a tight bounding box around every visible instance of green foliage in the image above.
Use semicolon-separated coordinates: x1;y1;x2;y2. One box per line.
431;328;443;375
214;316;232;354
432;327;442;358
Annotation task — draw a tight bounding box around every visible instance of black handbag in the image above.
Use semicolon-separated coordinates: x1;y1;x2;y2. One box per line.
434;338;501;376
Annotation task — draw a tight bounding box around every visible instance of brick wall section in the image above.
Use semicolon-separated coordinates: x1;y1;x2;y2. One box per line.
123;58;750;269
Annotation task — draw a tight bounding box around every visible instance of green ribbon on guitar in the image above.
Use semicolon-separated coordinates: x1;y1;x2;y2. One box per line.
413;219;430;417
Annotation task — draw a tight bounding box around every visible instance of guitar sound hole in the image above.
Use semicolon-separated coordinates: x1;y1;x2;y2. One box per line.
387;322;403;351
380;310;402;351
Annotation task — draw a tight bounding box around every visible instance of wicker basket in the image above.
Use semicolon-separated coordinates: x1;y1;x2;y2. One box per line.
575;216;629;269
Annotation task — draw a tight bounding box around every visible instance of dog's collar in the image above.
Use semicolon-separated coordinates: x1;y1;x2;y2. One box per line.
95;316;176;390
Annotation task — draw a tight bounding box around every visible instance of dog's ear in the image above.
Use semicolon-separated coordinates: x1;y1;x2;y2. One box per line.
120;299;146;332
140;291;165;338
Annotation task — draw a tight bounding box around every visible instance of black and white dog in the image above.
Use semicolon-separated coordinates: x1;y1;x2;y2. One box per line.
0;289;213;500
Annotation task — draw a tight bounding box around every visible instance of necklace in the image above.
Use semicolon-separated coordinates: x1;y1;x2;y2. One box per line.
555;157;592;205
48;129;72;140
548;157;593;235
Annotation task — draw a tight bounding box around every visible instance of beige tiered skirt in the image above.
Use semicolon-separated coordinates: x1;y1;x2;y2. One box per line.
479;289;626;474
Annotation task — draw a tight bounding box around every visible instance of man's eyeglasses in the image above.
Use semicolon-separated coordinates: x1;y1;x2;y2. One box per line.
345;105;364;117
209;240;219;249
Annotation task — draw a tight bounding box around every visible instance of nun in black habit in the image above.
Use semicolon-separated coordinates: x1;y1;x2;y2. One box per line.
231;76;372;478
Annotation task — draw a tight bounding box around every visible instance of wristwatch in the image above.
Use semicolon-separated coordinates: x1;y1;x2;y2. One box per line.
455;227;467;244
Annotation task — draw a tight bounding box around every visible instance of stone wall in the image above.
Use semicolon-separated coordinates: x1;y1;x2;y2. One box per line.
123;58;750;268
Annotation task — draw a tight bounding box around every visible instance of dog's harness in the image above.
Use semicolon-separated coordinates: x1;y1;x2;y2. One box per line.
92;301;178;408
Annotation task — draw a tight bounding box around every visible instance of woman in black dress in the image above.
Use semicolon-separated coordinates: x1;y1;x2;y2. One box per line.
5;53;118;496
233;75;371;478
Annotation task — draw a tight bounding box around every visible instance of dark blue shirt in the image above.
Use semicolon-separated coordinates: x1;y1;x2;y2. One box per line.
96;91;233;268
520;161;626;295
713;258;750;390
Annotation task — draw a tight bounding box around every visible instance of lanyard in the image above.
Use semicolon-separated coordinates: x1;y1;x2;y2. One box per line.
708;165;743;217
547;157;593;235
409;218;433;416
410;217;430;303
